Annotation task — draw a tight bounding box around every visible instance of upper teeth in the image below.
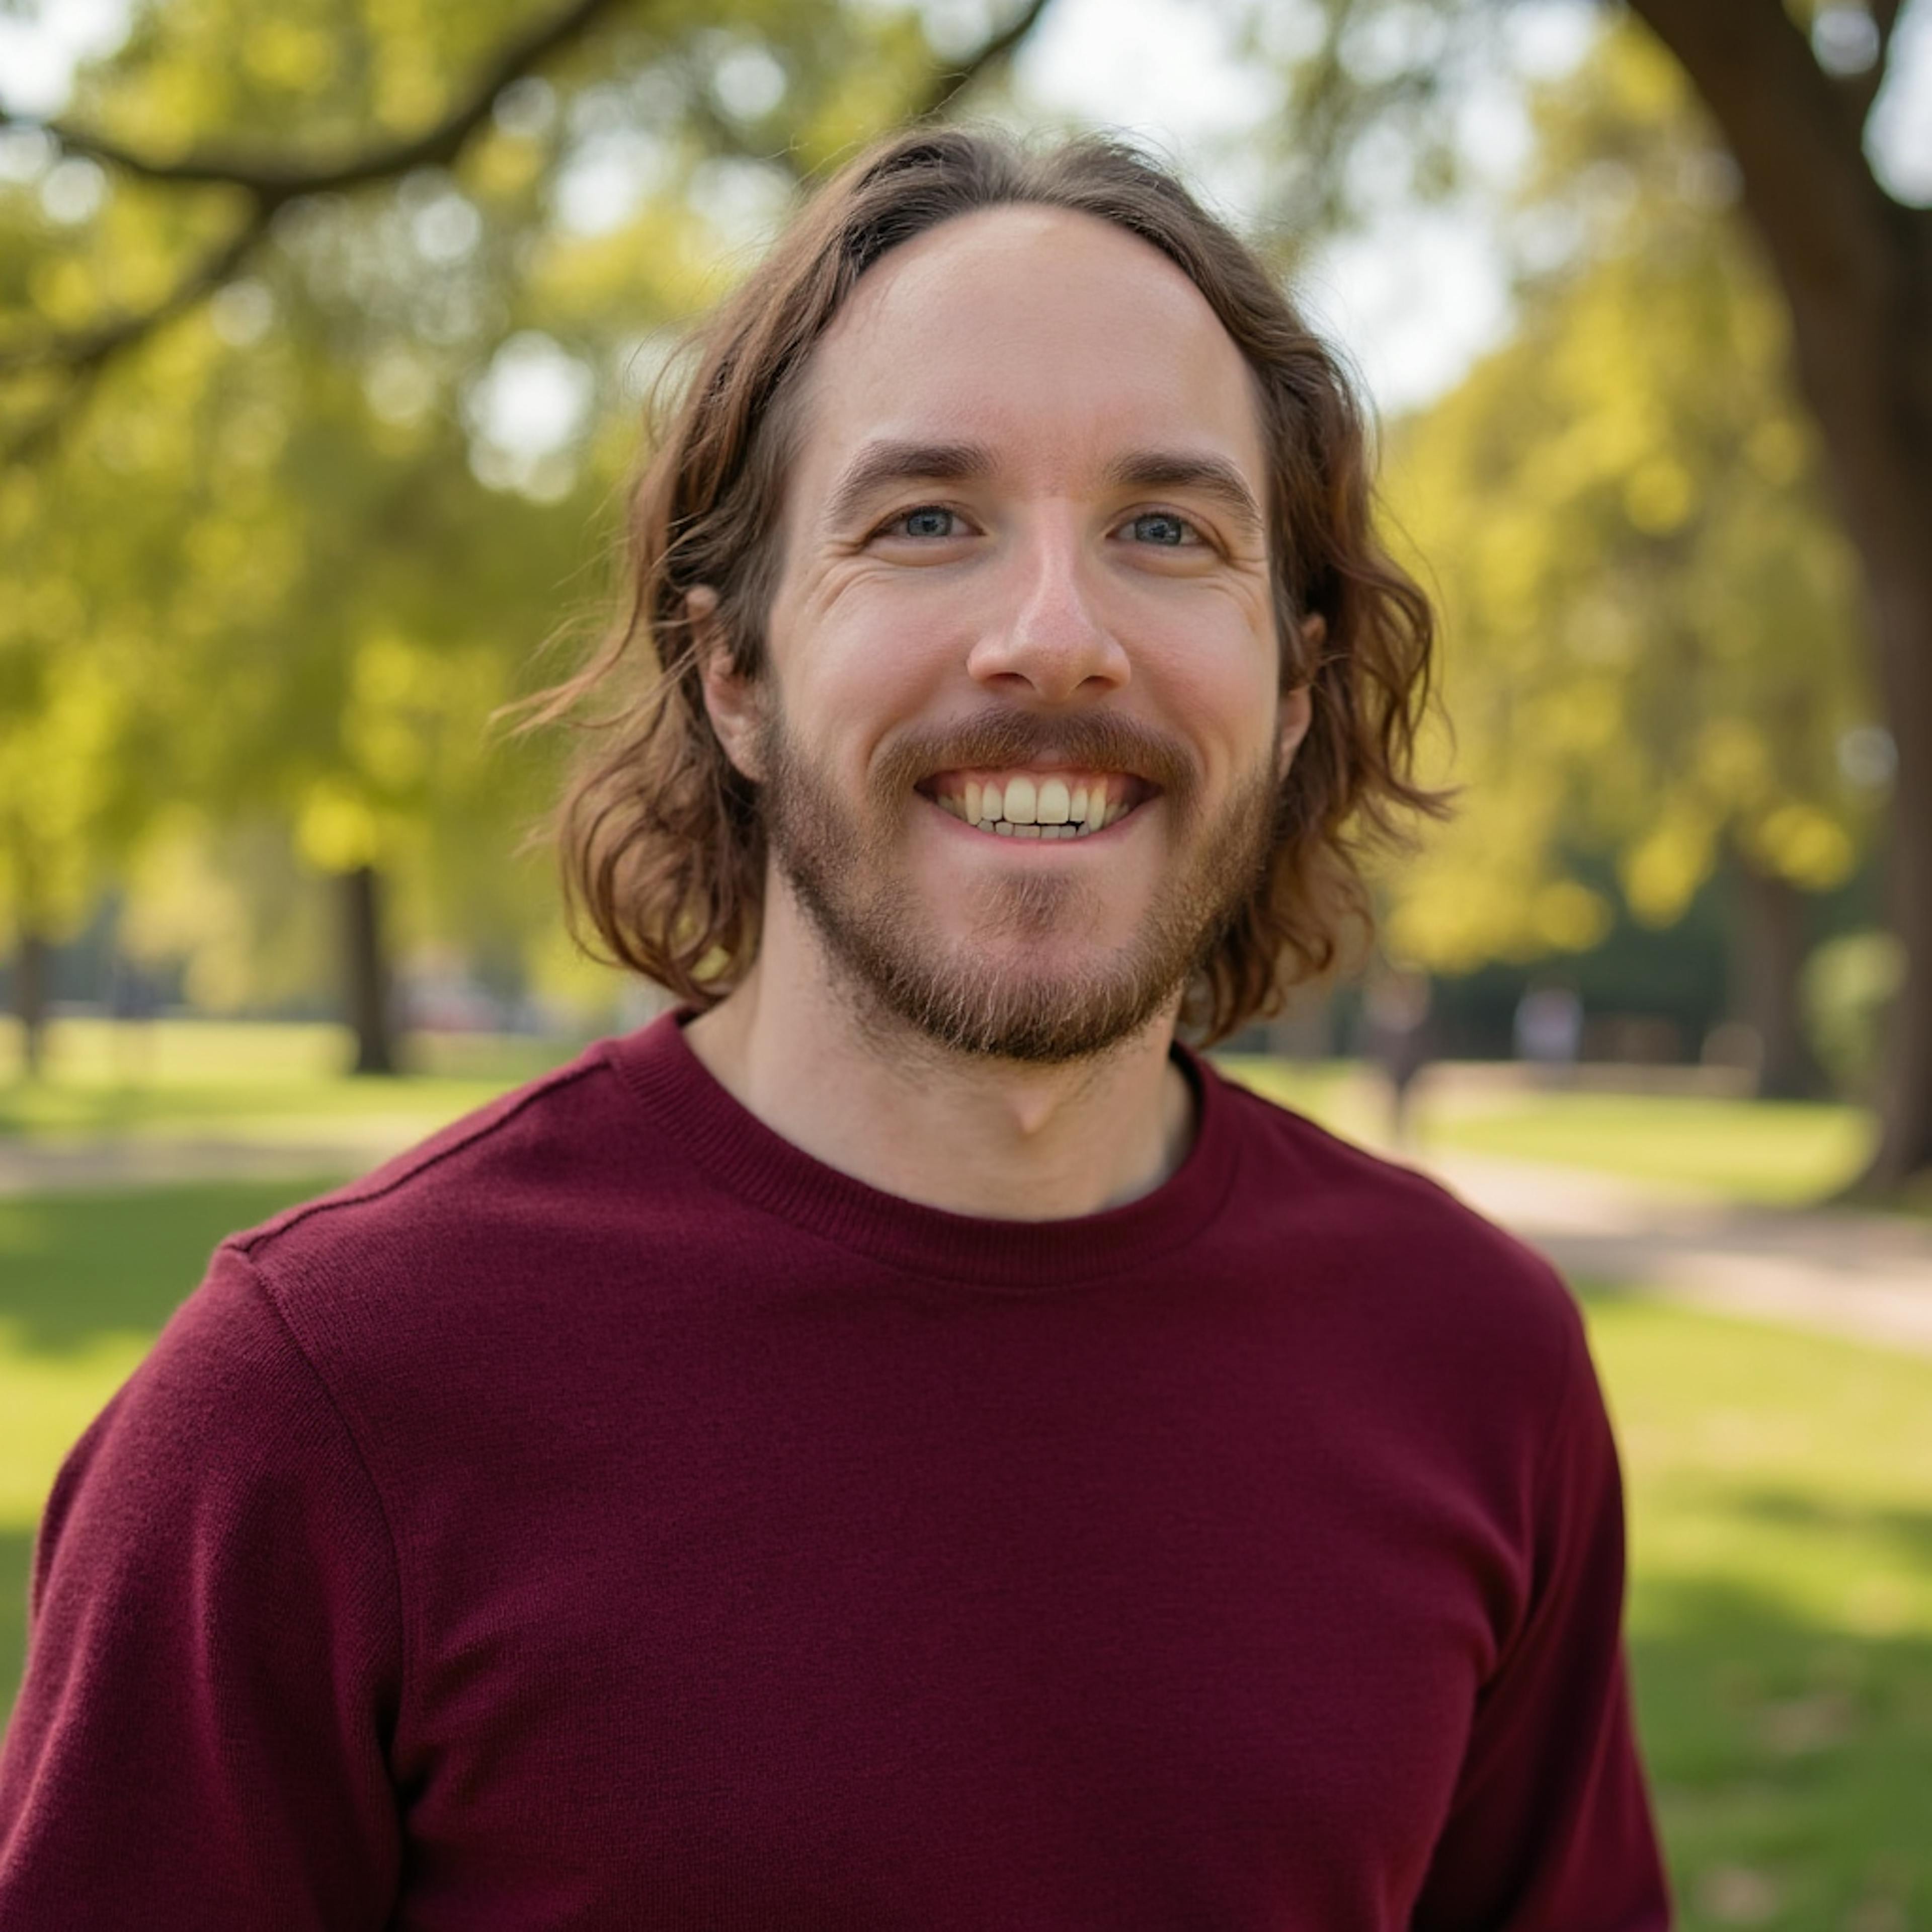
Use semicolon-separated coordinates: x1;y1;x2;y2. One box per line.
931;771;1132;838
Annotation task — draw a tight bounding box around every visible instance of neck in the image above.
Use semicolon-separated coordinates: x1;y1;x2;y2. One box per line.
682;892;1196;1222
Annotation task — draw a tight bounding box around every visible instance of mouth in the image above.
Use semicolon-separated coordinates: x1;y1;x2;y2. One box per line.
913;767;1157;841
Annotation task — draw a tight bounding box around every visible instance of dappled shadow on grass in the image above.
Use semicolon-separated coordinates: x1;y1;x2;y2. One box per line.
1;1182;350;1735
1631;1573;1932;1930
1714;1488;1932;1572
0;1177;348;1356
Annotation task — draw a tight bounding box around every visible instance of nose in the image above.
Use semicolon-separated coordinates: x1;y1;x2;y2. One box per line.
964;509;1131;703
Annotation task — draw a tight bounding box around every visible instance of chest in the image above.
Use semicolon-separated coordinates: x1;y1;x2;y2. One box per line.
385;1302;1521;1928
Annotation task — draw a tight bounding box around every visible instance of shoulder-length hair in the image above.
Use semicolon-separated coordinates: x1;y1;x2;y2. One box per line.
530;126;1444;1043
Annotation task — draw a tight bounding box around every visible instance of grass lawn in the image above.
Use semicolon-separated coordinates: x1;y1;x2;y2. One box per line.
0;1025;1884;1211
0;1176;357;1718
1587;1290;1932;1929
1218;1056;1878;1207
1;1173;1928;1925
0;1017;580;1142
1430;1094;1876;1206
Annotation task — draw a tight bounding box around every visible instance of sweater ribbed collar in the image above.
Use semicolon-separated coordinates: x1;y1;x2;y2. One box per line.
606;1012;1242;1291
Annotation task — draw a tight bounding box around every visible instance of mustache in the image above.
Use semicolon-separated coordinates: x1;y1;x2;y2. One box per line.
871;710;1201;810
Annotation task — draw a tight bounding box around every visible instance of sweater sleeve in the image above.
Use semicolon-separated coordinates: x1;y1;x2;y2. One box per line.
0;1242;404;1928
1411;1303;1673;1931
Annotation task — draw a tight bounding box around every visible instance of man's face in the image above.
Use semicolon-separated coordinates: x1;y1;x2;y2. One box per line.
717;205;1304;1062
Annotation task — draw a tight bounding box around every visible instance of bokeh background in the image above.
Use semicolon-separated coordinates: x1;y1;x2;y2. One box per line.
4;1;1931;1923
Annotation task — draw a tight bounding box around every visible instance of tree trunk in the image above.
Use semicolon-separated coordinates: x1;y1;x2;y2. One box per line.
1627;0;1932;1189
1729;855;1825;1100
1786;305;1932;1182
340;864;398;1077
1801;294;1932;1184
12;929;49;1080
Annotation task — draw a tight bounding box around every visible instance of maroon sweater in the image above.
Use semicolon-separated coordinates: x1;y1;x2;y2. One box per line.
0;1017;1668;1928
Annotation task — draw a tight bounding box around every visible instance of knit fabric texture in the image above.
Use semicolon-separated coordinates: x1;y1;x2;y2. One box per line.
0;1014;1669;1928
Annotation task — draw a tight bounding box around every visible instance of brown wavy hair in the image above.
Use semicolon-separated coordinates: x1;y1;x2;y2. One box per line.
531;126;1445;1043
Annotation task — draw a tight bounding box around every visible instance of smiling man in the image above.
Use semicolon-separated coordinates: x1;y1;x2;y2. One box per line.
0;132;1670;1929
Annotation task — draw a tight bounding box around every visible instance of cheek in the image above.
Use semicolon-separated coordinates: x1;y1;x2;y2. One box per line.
780;581;976;753
1132;597;1280;775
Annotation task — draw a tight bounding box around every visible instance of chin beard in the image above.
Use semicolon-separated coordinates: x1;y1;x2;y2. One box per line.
756;711;1279;1066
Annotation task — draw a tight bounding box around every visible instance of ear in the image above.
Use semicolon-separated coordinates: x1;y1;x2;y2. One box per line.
1277;685;1314;779
1277;612;1325;777
689;587;766;783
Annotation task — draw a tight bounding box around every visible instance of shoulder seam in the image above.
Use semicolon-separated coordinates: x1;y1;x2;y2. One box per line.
234;1052;610;1259
223;1243;414;1733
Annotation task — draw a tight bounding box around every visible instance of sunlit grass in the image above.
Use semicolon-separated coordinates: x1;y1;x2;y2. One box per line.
1428;1092;1875;1205
1;1173;1928;1925
1209;1056;1384;1142
3;1029;1883;1212
1216;1056;1876;1206
0;1177;355;1733
1587;1292;1932;1929
0;1016;582;1142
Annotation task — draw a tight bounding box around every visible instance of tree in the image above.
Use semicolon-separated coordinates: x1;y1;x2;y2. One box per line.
1;0;1053;1073
0;370;205;1074
1617;0;1932;1179
1383;30;1877;1099
1239;0;1932;1187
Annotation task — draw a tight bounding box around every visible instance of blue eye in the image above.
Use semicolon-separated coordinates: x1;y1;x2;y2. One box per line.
895;506;958;538
1128;511;1192;545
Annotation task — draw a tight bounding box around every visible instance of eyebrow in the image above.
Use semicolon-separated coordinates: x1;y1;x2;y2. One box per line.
823;439;997;531
1102;450;1266;539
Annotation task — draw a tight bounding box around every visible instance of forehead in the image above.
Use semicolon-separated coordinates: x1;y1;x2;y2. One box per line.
787;204;1268;500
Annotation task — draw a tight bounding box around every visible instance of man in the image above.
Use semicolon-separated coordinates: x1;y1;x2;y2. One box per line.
0;130;1670;1927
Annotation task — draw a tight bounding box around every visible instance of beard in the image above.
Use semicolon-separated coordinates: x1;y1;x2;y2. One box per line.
756;704;1280;1065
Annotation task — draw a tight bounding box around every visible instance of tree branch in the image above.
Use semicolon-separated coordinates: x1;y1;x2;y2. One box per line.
682;0;1055;184
0;0;634;459
2;0;1057;463
914;0;1055;121
1;212;268;379
1624;0;1907;309
2;0;629;203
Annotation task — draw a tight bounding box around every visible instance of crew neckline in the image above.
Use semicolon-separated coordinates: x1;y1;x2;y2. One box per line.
605;1012;1243;1290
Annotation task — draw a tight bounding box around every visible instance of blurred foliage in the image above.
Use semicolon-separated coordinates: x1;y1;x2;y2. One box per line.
1235;0;1531;263
0;0;1033;1014
1380;28;1877;975
0;0;1891;1040
1805;929;1905;1103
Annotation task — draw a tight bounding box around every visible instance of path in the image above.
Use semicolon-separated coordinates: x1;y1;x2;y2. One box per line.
0;1116;444;1197
1424;1150;1932;1358
6;1119;1932;1357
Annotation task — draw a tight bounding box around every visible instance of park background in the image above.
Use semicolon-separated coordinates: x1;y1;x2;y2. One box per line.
3;0;1931;1922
